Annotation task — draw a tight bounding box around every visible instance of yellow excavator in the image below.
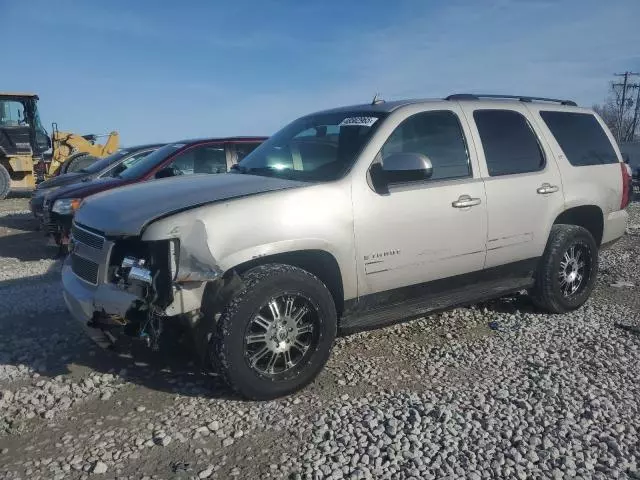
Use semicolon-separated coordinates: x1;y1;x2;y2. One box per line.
0;92;119;199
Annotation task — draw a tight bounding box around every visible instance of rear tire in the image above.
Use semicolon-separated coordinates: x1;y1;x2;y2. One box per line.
530;224;598;313
212;264;337;400
0;164;10;200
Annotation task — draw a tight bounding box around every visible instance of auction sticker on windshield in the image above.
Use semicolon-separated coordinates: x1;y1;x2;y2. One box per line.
339;116;379;127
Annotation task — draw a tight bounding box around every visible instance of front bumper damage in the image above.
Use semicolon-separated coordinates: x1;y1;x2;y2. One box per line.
62;259;139;348
62;220;224;350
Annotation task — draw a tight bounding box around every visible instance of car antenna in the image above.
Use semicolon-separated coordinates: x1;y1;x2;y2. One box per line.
371;92;384;105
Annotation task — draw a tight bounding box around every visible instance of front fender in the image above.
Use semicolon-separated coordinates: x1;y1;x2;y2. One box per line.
218;237;337;269
142;181;357;300
217;238;355;300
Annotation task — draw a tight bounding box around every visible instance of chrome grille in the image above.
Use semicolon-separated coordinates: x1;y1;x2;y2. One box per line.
72;224;105;250
71;254;99;285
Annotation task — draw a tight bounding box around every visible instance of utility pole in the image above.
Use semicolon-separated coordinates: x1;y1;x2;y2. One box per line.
629;85;640;142
613;72;640;142
617;82;640;141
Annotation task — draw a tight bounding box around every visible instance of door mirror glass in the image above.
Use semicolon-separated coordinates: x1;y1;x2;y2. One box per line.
370;152;433;193
382;152;433;181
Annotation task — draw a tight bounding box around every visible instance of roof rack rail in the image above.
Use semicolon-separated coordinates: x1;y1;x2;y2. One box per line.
445;94;577;107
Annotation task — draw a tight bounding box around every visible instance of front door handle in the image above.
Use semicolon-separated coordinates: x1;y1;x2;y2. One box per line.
537;183;559;194
452;195;481;208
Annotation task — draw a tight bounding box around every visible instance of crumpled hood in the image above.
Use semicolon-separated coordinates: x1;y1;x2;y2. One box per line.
74;173;308;236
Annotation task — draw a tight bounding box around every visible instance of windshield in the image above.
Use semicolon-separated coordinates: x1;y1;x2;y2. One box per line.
235;111;387;182
0;100;26;126
81;149;132;174
117;143;184;180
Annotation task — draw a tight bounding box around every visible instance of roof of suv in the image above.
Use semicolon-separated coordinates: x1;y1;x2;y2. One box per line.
313;94;582;116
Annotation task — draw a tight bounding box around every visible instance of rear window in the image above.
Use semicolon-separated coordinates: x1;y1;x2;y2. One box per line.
540;111;618;166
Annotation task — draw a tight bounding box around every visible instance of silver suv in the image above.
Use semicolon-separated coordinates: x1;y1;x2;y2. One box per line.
62;94;632;399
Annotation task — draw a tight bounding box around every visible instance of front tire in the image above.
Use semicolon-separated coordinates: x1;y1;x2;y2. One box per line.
0;164;10;200
530;224;598;313
213;264;337;400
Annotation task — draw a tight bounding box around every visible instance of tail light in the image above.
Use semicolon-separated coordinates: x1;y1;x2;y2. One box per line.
621;162;632;209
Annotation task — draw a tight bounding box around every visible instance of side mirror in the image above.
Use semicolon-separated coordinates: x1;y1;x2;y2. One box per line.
371;152;433;192
155;167;177;179
383;152;433;176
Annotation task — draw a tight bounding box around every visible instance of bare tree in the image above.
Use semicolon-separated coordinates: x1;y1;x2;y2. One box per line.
593;79;640;143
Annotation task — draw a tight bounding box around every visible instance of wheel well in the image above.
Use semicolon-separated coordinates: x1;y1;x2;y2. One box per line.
0;159;23;181
233;250;345;315
554;205;604;246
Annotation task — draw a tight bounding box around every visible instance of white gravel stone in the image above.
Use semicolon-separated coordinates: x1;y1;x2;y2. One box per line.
91;461;107;474
199;466;214;478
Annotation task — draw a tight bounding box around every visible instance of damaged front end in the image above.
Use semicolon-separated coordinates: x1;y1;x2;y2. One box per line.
65;220;224;352
102;236;177;350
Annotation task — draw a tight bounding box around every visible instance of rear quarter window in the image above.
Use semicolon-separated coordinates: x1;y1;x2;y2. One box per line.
540;111;618;166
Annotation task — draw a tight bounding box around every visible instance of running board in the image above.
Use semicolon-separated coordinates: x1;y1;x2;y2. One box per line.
339;276;534;333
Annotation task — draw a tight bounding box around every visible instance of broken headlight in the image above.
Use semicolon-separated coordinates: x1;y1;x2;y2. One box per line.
120;257;152;285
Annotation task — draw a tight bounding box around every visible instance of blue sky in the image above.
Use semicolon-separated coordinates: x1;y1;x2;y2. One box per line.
3;0;639;145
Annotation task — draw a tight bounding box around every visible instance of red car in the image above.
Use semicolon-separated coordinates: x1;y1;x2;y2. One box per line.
43;136;266;250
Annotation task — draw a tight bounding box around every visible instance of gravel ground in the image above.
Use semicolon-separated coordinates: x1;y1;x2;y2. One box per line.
0;198;639;479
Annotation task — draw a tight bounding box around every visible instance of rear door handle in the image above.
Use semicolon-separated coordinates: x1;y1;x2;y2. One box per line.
452;195;481;208
537;183;559;194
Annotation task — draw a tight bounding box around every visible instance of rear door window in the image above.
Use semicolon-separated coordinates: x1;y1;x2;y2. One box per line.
473;110;545;176
166;144;227;175
540;111;618;166
235;142;261;162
